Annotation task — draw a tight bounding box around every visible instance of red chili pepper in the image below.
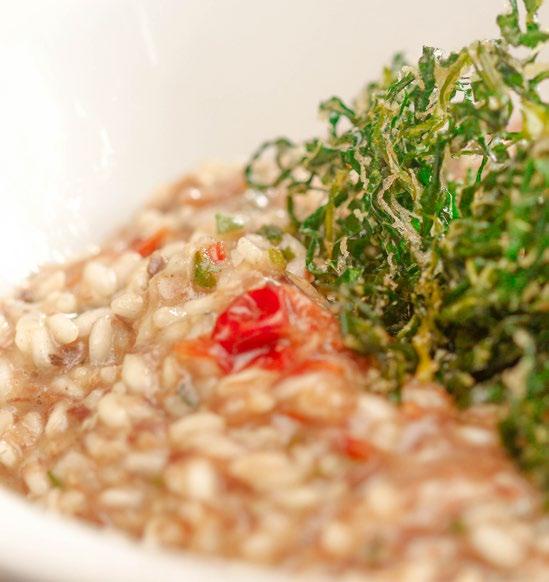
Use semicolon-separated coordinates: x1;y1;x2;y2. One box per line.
342;436;373;460
174;283;343;375
212;284;287;357
173;285;290;373
132;228;169;257
206;241;226;263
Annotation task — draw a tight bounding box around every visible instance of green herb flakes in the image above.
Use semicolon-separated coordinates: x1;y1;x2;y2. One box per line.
47;470;63;489
215;213;244;234
281;246;296;262
268;247;287;270
257;224;284;245
193;250;218;290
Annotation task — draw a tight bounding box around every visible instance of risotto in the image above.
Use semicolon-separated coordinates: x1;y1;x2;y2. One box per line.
0;165;547;581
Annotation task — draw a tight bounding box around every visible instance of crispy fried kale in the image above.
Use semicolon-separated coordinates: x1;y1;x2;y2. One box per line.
246;1;549;491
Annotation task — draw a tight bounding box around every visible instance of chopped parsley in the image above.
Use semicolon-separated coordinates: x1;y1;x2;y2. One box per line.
193;250;218;290
216;213;244;234
47;470;63;489
247;1;549;492
257;224;284;245
281;246;296;262
268;247;287;270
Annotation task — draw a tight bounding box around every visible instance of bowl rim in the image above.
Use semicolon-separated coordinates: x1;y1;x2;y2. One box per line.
0;486;293;582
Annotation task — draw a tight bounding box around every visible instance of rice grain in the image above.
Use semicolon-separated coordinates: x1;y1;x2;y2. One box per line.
89;315;113;365
47;313;79;345
83;261;117;297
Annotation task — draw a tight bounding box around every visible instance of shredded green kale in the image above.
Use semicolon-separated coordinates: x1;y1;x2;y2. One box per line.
246;1;549;492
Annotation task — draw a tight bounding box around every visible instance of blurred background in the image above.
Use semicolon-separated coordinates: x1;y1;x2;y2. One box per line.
0;0;546;289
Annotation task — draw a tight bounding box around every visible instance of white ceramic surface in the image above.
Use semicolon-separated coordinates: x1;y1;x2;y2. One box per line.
0;1;546;580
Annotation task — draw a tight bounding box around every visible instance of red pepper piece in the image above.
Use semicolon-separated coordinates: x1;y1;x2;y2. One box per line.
343;436;374;460
212;284;287;357
132;228;169;257
206;241;226;263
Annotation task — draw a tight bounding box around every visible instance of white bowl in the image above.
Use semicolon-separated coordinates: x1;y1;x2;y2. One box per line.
0;1;544;580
